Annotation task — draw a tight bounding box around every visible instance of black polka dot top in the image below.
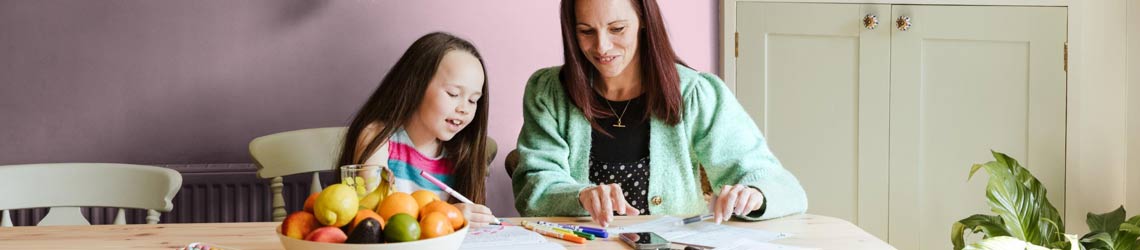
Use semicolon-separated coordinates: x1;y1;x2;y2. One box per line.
589;92;651;215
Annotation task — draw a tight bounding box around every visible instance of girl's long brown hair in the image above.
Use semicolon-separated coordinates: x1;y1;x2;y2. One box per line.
559;0;685;133
338;32;489;204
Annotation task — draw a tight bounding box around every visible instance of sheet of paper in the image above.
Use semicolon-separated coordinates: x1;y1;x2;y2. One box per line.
608;216;790;249
719;239;818;250
459;225;566;250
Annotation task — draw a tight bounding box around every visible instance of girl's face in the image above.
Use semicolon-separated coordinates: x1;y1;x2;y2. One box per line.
575;0;641;79
409;50;485;142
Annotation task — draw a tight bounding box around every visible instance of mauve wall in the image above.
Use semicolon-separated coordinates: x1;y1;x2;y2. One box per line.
0;0;720;217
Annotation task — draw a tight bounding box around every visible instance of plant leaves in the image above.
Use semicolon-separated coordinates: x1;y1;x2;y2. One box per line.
1087;206;1127;234
1081;232;1113;250
965;236;1052;250
954;214;1012;250
969;151;1066;248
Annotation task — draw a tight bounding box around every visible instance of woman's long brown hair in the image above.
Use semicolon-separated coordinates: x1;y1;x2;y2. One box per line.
559;0;685;133
337;32;489;204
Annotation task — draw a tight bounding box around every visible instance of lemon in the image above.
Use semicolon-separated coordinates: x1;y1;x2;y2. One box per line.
313;184;359;227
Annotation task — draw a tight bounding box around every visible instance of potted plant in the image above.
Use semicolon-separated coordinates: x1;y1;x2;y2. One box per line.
952;151;1140;250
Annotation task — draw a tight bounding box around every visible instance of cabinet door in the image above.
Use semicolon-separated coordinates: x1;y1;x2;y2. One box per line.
888;5;1067;250
737;2;890;239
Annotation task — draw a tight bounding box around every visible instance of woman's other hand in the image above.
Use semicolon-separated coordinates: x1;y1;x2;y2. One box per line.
713;184;764;223
578;183;641;227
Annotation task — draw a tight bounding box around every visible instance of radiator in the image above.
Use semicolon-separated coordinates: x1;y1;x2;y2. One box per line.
5;164;333;226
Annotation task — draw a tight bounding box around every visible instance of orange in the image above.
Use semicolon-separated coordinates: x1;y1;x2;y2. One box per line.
411;190;441;208
348;209;385;234
421;200;465;230
377;192;419;221
419;211;454;239
302;192;319;212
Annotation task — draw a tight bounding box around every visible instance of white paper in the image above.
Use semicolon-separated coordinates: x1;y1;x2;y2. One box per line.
719;238;817;250
608;216;790;249
459;225;566;250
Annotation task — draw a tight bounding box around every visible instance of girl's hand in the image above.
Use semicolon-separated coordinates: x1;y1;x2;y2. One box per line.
452;203;497;228
713;184;764;224
578;183;641;227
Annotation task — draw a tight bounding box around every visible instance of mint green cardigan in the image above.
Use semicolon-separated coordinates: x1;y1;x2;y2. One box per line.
512;65;807;221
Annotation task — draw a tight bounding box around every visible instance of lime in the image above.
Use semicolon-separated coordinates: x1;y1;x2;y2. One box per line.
383;213;421;242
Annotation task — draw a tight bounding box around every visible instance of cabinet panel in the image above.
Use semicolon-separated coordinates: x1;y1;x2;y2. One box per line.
888;5;1067;250
737;2;891;239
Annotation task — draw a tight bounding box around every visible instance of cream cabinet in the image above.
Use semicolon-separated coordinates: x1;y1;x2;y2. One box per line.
728;2;1067;250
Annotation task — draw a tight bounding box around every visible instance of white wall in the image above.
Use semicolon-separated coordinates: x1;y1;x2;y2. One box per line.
1127;0;1140;215
1066;0;1133;233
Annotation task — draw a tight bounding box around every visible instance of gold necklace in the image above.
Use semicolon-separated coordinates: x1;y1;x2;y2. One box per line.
603;97;631;128
590;75;632;128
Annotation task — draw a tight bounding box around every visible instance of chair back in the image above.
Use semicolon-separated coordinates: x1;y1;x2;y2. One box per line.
250;127;347;179
249;127;346;221
0;163;182;226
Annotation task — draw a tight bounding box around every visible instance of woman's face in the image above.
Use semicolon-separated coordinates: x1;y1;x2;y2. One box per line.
575;0;641;79
408;50;484;142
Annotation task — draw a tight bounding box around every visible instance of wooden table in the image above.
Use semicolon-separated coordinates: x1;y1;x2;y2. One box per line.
0;214;894;249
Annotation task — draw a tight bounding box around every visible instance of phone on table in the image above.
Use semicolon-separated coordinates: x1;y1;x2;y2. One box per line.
619;232;670;250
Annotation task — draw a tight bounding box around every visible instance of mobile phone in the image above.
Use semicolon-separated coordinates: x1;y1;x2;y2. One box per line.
619;232;670;250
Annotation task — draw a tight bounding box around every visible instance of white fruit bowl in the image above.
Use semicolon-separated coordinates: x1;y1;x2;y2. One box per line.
276;224;469;250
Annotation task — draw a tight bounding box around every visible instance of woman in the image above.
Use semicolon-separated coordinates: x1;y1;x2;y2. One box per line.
513;0;807;227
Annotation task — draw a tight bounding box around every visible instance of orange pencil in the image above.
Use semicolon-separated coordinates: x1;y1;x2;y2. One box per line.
523;221;587;244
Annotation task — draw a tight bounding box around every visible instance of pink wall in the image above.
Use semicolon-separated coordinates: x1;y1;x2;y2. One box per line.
0;0;720;217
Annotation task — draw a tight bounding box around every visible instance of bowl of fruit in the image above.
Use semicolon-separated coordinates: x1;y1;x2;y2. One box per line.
277;184;468;250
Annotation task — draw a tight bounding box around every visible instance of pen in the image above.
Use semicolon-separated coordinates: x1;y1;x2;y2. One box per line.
522;221;587;244
419;170;506;225
536;221;609;238
675;214;714;226
547;225;595;240
542;224;596;240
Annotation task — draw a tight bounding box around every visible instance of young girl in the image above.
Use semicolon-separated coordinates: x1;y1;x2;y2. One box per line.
337;32;497;227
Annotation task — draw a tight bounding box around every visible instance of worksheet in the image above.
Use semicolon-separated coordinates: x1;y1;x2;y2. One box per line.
459;225;567;250
608;216;789;248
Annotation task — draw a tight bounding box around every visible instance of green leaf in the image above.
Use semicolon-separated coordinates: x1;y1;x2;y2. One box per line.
1079;207;1140;250
1081;232;1113;250
954;214;1012;250
965;236;1052;250
967;151;1066;248
1087;206;1127;234
1121;223;1140;235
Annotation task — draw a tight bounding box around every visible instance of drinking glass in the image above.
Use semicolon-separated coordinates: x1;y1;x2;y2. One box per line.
339;164;394;198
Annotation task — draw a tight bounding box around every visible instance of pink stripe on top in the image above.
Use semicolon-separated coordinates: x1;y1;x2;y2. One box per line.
388;142;452;175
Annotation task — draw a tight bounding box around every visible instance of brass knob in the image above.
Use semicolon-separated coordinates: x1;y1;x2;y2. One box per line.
896;16;912;31
863;15;879;30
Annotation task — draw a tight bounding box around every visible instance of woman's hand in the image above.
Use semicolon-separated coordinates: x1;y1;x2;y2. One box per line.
713;184;765;223
452;203;497;228
578;183;641;227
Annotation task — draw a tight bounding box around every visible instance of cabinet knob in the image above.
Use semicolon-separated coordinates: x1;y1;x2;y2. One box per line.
863;15;879;30
896;16;912;31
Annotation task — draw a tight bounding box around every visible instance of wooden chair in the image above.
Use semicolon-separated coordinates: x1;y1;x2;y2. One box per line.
0;163;182;226
250;127;346;222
